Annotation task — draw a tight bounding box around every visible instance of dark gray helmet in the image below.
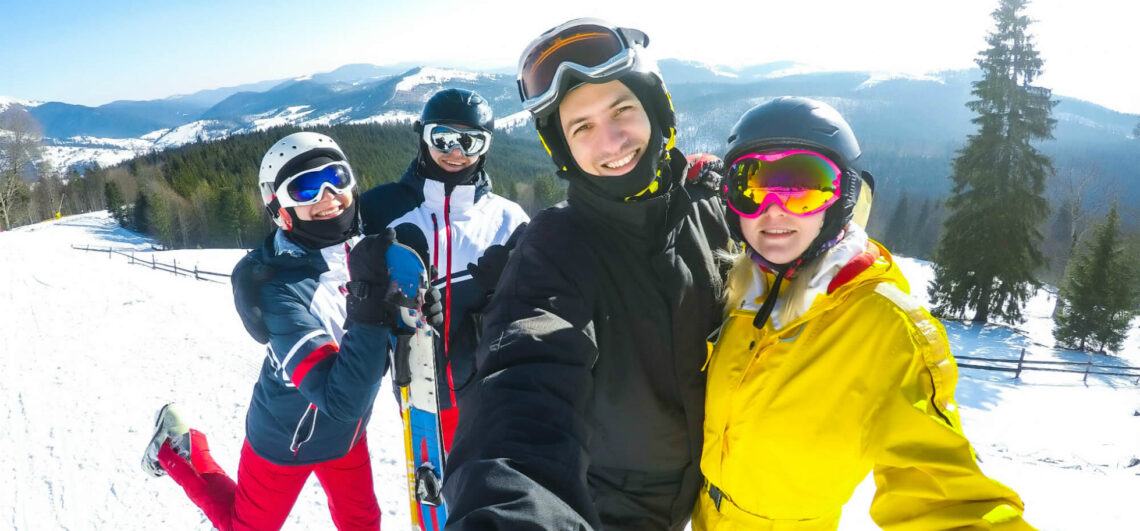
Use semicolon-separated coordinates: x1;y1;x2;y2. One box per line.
724;97;874;265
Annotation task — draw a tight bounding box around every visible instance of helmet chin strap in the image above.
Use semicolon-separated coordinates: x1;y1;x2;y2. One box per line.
746;224;846;331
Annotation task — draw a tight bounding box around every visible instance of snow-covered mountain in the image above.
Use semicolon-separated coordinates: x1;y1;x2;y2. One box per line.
3;60;1138;215
1;211;1137;530
1;65;520;171
0;95;43;112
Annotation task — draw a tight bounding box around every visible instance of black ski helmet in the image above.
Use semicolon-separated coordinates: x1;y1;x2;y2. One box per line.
724;96;874;266
414;88;494;133
413;88;495;185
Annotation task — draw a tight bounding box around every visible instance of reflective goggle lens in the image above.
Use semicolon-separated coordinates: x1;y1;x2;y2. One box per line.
519;24;625;101
423;124;491;157
725;150;841;217
284;163;353;203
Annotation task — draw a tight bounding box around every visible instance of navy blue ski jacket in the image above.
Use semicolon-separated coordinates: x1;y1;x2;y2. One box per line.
245;230;391;465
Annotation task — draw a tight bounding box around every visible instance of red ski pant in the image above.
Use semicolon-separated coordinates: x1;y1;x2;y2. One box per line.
158;429;381;531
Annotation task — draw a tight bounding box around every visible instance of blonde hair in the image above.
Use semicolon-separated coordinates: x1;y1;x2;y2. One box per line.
719;248;827;326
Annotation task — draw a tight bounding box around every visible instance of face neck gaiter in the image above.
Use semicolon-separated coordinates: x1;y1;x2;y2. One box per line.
419;144;482;187
286;200;360;250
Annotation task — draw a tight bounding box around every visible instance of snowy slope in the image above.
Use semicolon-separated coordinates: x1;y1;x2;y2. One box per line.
1;214;1137;530
838;256;1140;530
0;212;413;530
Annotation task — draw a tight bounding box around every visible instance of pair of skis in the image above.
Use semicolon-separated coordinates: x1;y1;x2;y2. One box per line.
386;243;449;531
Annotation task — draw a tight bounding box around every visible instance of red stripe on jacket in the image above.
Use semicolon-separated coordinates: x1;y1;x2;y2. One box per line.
291;342;339;386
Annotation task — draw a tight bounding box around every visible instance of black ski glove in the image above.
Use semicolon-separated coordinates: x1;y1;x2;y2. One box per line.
468;222;528;294
231;250;275;344
345;229;401;326
423;281;444;328
685;153;724;191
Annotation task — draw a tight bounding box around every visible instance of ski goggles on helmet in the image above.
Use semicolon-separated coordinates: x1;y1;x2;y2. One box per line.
517;18;649;116
724;150;842;218
421;123;492;157
274;161;356;208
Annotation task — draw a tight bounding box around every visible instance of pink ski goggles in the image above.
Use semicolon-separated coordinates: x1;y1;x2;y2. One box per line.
723;149;842;217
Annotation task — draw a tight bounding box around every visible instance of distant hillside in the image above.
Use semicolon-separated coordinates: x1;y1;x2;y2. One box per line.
4;60;1138;268
72;122;559;250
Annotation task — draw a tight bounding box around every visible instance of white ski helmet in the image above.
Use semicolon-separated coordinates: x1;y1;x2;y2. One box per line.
258;132;350;229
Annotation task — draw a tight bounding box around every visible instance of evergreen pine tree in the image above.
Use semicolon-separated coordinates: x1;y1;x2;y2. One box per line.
531;173;563;213
151;195;174;248
913;198;938;259
216;187;243;248
928;0;1056;323
1053;205;1137;353
885;191;911;254
104;181;126;226
133;191;150;234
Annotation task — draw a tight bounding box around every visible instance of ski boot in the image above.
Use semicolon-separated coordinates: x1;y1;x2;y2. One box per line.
141;402;192;477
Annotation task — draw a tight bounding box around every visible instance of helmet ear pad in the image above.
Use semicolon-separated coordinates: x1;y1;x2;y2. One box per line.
276;207;293;231
413;120;424;134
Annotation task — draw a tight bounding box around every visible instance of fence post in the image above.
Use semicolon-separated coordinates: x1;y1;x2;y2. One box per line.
173;259;178;276
108;246;112;259
130;252;134;265
152;255;156;270
1013;348;1026;380
1083;360;1092;385
194;265;200;280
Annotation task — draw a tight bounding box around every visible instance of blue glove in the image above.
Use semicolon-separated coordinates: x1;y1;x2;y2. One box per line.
346;230;431;327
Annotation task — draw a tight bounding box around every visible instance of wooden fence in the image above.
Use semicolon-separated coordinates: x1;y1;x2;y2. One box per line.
70;244;231;284
957;348;1140;385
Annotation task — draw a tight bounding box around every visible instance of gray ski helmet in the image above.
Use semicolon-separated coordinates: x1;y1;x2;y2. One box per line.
414;88;494;133
723;97;873;265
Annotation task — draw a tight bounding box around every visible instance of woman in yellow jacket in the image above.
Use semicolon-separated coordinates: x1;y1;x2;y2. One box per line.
693;97;1034;530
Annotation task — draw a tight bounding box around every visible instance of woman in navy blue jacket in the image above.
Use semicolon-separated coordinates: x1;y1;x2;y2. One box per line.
141;132;403;530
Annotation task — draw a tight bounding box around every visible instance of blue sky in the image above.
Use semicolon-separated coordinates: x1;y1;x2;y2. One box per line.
2;0;1138;114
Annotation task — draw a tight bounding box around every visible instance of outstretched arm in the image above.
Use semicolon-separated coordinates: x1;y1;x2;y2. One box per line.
443;228;598;530
868;309;1034;530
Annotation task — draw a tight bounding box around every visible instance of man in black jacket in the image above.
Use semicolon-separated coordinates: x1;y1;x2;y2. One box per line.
442;18;731;531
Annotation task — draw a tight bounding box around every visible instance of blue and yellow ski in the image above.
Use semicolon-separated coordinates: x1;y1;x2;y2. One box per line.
386;243;448;531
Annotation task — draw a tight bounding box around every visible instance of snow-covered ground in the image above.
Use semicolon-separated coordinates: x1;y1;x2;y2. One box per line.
1;212;412;530
1;212;1137;530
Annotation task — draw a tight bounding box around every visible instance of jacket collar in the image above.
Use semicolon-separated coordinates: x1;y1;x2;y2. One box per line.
743;224;896;329
265;229;358;271
398;159;491;212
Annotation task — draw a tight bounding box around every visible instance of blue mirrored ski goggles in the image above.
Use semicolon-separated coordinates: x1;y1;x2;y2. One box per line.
275;161;356;207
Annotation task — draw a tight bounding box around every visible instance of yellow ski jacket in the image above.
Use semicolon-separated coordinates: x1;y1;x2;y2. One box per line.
694;238;1034;530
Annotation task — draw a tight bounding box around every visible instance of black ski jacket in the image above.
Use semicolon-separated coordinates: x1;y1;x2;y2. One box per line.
443;150;732;530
